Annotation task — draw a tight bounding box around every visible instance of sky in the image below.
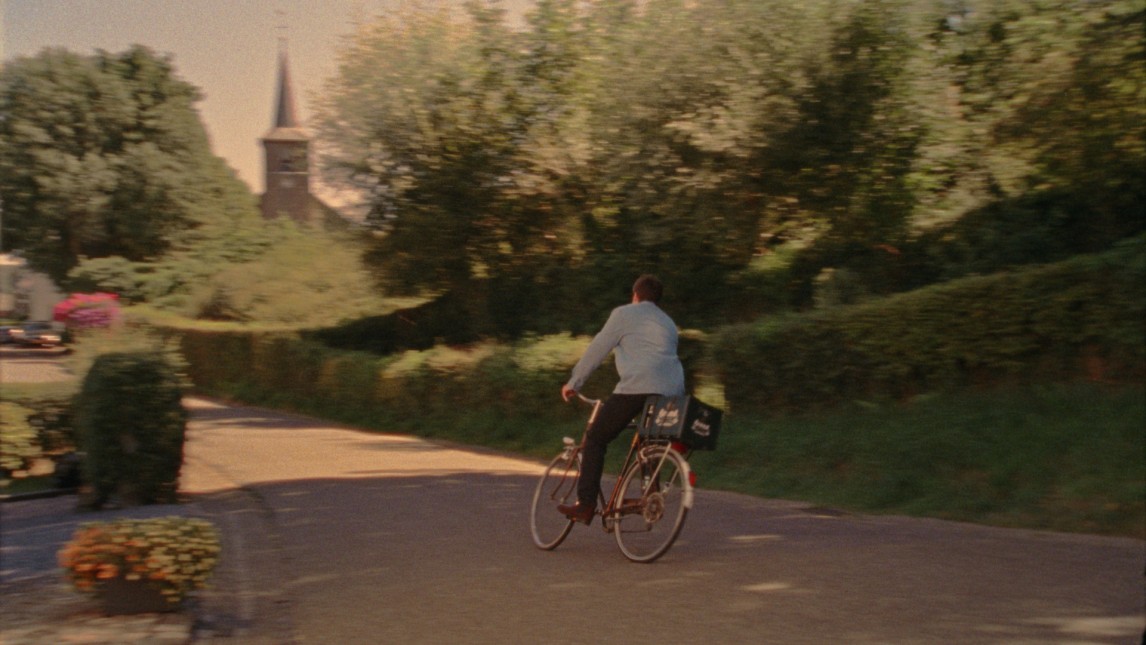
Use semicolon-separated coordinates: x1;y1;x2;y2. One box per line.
2;0;529;195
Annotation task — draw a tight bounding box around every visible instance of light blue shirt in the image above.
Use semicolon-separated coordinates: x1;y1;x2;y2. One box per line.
566;301;686;396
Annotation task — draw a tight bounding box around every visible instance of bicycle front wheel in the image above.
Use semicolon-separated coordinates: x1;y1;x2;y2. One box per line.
613;446;692;563
530;452;580;550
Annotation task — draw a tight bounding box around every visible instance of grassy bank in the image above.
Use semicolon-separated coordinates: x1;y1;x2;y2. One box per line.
687;383;1144;538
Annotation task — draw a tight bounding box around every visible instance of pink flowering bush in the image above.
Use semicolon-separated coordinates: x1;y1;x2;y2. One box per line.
53;293;122;329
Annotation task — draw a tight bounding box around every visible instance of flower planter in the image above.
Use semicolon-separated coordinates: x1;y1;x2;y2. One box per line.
99;577;179;615
59;516;220;610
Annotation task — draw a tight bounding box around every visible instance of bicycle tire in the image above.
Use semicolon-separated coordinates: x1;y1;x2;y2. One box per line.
530;452;580;550
612;446;692;563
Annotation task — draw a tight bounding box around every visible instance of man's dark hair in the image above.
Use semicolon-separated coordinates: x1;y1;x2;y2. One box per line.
632;274;664;303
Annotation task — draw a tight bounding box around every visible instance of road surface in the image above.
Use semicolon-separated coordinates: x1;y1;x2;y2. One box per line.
180;397;1146;645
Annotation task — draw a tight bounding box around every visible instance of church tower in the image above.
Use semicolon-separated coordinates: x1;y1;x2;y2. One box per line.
260;45;311;222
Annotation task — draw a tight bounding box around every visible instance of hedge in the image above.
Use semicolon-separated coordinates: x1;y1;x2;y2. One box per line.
712;240;1145;414
171;242;1142;424
180;333;597;434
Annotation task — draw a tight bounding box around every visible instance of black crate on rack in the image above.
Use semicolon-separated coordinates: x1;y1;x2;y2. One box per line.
638;395;722;451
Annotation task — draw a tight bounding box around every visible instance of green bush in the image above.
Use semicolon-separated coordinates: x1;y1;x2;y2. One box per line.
713;242;1145;414
26;394;75;457
0;401;38;476
0;389;77;477
75;352;187;508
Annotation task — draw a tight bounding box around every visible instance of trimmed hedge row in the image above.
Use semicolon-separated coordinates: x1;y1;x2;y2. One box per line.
179;333;613;439
712;240;1145;414
178;329;713;434
175;243;1142;424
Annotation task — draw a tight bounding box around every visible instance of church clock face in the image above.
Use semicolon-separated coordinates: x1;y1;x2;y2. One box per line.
278;176;295;188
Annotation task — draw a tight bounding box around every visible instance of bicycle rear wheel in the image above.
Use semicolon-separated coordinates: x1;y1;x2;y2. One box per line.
613;446;692;563
530;452;580;550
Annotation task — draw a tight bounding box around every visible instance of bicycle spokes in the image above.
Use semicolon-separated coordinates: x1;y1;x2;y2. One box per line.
612;446;691;563
530;453;580;550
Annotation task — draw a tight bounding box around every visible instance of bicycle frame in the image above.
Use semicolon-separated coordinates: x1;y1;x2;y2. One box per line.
531;393;696;561
572;394;694;532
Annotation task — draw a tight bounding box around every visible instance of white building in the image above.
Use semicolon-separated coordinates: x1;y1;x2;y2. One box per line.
0;254;65;321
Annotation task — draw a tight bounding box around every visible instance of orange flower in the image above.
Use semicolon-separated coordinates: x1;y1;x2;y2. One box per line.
58;517;220;602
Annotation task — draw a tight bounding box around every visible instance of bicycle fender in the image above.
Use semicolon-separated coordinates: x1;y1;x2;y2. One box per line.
681;460;695;509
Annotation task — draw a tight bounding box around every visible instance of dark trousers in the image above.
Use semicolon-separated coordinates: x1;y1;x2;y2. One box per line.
578;393;650;506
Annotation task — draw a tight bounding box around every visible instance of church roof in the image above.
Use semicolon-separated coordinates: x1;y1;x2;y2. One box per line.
262;49;309;142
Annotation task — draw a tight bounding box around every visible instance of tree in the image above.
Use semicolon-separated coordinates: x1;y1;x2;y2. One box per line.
316;3;584;333
563;0;836;320
904;0;1145;275
314;0;1144;333
316;0;899;327
317;7;502;293
183;224;390;326
993;0;1145;247
0;46;259;284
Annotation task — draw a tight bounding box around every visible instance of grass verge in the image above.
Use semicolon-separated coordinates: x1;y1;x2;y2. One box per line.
688;382;1144;538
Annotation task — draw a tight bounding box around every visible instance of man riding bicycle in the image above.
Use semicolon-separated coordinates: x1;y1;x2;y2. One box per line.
558;274;685;524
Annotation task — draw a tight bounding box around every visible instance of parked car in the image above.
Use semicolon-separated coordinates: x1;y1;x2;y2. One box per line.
0;325;20;344
13;321;65;347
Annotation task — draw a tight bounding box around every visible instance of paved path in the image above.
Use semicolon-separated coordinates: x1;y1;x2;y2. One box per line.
0;347;73;383
180;398;1145;645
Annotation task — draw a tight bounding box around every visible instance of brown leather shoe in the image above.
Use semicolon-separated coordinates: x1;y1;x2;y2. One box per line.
557;501;595;524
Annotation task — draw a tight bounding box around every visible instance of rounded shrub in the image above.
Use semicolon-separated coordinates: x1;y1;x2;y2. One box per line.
75;352;187;508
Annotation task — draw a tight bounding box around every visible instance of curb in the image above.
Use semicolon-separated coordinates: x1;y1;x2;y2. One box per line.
0;494;202;645
0;487;79;504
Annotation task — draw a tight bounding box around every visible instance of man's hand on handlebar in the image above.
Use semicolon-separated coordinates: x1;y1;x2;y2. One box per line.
562;387;599;406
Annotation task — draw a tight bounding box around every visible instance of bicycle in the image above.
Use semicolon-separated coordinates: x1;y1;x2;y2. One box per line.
529;393;704;563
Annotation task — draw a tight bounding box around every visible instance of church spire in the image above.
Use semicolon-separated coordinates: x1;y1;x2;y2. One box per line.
261;36;307;142
261;28;311;223
273;46;299;129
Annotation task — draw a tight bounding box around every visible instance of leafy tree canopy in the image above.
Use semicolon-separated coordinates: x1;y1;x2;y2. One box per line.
0;45;260;283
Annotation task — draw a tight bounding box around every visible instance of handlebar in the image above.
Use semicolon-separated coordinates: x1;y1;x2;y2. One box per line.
567;391;600;406
569;391;603;426
575;392;600;406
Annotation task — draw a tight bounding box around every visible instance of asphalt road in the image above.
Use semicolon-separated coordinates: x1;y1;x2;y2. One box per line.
179;397;1146;645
